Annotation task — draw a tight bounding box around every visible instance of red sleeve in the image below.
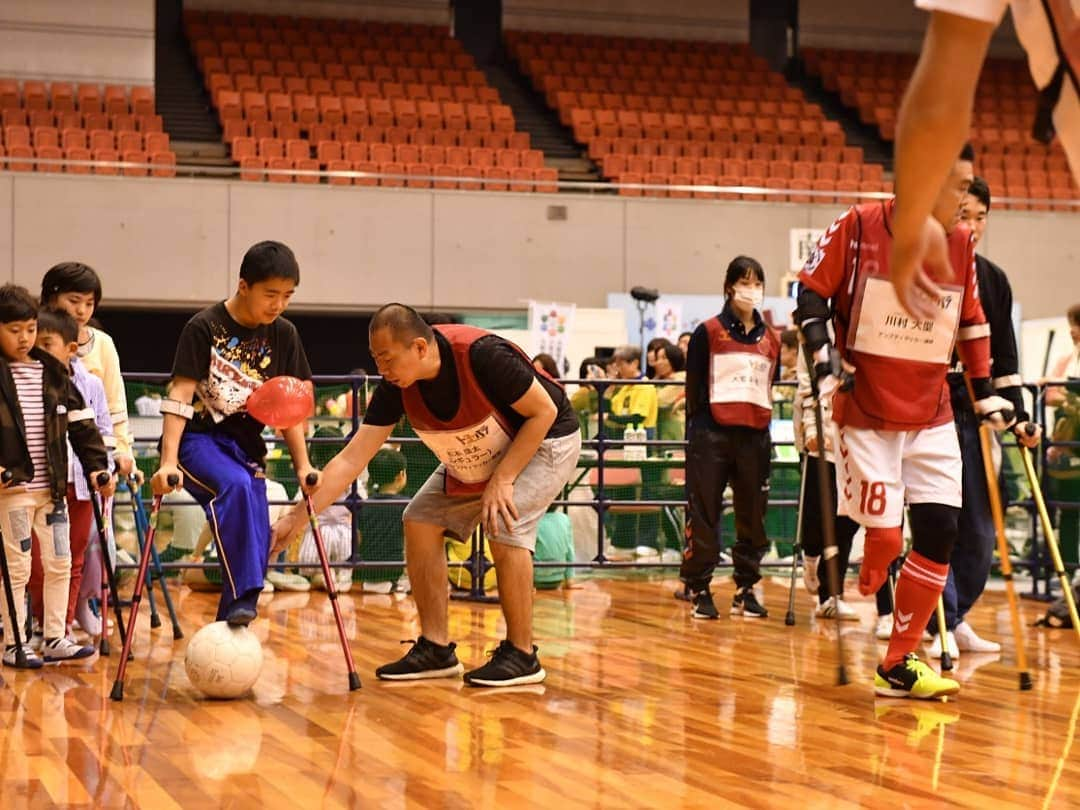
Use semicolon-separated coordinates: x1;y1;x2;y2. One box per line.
955;237;991;378
797;207;855;299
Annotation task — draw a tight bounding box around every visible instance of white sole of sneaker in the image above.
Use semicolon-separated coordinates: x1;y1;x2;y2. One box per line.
376;662;465;681
691;611;719;620
465;667;546;688
731;609;767;619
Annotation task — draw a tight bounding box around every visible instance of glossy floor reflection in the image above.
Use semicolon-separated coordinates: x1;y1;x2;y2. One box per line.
1;576;1078;809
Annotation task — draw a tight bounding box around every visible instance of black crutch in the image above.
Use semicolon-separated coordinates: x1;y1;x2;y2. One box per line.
0;470;29;668
126;475;182;639
301;472;361;691
89;473;131;658
785;454;809;626
110;475;174;701
801;345;850;686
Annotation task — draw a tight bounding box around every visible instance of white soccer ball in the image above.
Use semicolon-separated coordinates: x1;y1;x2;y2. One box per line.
184;621;263;699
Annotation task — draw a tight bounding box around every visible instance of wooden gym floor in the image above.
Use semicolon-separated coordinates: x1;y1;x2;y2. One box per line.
1;575;1078;809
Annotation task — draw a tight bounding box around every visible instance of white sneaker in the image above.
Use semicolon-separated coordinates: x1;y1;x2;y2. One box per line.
262;578;275;593
815;598;859;621
266;570;312;592
41;636;95;664
954;621;1001;653
875;614;893;640
926;631;959;660
3;644;44;669
803;555;821;595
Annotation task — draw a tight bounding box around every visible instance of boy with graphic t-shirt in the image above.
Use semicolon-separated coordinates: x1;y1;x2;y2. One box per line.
150;242;321;627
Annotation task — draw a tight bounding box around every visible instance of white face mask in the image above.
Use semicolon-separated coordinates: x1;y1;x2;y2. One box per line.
734;288;763;309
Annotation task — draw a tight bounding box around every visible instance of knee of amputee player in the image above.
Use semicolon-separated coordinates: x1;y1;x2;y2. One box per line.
908;502;960;564
858;526;903;596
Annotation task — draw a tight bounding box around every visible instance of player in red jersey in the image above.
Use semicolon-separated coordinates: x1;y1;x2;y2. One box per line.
795;144;1016;700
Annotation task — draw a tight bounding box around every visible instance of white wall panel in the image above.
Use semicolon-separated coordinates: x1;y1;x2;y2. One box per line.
432;192;625;308
228;184;435;309
12;175;229;304
0;0;153;84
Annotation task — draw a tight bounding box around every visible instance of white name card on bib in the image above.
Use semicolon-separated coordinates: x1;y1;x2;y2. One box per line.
710;353;773;410
850;276;961;364
414;414;513;484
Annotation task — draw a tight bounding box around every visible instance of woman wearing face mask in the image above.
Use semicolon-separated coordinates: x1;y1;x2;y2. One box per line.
677;256;780;620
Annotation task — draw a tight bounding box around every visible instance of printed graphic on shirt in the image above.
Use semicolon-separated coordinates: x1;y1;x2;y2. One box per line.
195;325;273;423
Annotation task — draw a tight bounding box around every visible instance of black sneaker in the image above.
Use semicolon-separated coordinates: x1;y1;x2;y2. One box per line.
376;637;465;681
690;590;719;619
731;587;768;618
463;640;546;687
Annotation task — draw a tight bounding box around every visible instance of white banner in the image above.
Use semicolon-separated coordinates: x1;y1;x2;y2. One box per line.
656;300;683;342
528;300;576;372
789;227;825;273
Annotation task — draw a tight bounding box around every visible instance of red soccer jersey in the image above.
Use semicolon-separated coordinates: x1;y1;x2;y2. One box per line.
797;199;990;431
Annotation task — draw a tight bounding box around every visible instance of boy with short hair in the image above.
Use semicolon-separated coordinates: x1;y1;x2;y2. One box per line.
0;285;112;667
150;241;321;627
29;308;115;643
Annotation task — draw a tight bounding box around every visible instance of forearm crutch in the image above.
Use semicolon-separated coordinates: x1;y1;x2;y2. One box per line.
126;475;183;640
89;474;130;658
964;376;1032;690
110;476;174;701
935;597;954;671
802;346;849;685
301;472;361;691
1019;437;1080;641
0;471;29;668
785;454;809;627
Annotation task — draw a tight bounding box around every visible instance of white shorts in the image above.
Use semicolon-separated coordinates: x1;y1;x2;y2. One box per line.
833;421;962;528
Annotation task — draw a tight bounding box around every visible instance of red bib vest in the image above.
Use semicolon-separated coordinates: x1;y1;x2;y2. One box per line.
703;316;779;430
401;324;516;495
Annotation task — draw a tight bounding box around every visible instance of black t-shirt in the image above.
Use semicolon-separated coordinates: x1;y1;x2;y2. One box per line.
171;301;311;462
364;332;579;438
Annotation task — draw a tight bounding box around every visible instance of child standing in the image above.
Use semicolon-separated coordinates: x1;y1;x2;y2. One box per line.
355;447;407;592
0;286;111;667
149;241;321;626
29;309;114;642
40;263;135;480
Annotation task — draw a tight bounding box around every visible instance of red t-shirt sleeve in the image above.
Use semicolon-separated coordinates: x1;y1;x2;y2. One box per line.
797;207;855;300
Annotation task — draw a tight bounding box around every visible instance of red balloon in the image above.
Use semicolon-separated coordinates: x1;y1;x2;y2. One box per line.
245;376;314;429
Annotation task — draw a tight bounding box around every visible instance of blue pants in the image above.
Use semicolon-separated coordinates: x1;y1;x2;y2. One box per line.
935;402;997;633
178;431;269;620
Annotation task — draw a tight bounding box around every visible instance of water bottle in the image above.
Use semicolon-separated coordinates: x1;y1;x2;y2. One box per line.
623;423;638;460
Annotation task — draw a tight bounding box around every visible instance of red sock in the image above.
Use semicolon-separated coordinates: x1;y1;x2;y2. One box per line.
884;551;949;668
858;526;903;596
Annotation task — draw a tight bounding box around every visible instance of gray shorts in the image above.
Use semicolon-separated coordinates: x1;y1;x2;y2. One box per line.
403;431;582;551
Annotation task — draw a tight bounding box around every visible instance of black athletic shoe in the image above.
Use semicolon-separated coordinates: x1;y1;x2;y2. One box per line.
731;587;768;618
376;637;465;681
690;590;719;619
463;640;546;687
223;588;260;627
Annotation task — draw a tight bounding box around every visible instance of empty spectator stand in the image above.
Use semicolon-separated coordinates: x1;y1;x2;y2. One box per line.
184;9;556;190
506;29;888;201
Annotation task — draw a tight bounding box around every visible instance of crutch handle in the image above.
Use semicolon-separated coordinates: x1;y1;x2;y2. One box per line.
1024;423;1037;437
305;472;318;487
0;470;12;484
166;474;179;486
95;471;110;486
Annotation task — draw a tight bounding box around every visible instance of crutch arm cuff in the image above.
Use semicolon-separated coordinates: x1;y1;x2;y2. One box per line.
159;398;195;420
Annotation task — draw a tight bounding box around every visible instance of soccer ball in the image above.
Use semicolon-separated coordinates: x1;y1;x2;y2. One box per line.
184;621;264;699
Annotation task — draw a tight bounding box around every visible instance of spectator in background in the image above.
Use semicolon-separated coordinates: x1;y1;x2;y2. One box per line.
606;345;658;439
778;329;799;382
533;506;575;590
677;331;693;356
570;356;606;439
532;353;560;379
1045;303;1080;564
355;447;408;593
652;340;686;443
